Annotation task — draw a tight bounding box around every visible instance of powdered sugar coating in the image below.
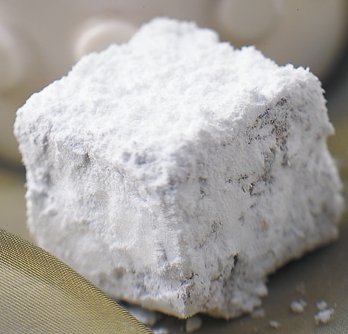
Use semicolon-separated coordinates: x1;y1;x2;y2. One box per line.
15;18;343;318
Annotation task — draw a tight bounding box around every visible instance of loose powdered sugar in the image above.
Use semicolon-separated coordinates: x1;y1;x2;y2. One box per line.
290;299;307;314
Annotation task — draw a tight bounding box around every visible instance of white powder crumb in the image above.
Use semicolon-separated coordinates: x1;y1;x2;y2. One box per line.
251;307;266;318
268;320;280;329
185;316;202;333
128;306;160;326
290;299;307;314
314;308;334;325
316;300;328;311
153;327;170;334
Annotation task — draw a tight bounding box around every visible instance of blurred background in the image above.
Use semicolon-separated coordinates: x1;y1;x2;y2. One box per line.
0;0;348;332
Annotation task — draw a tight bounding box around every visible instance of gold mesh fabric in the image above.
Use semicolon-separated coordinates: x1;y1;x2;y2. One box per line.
0;229;153;334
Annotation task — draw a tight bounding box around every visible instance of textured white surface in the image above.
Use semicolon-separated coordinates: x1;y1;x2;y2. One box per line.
269;320;281;329
15;18;343;319
290;299;307;314
315;308;335;325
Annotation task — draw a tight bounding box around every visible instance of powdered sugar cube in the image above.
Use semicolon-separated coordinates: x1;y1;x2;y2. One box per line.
15;18;343;319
